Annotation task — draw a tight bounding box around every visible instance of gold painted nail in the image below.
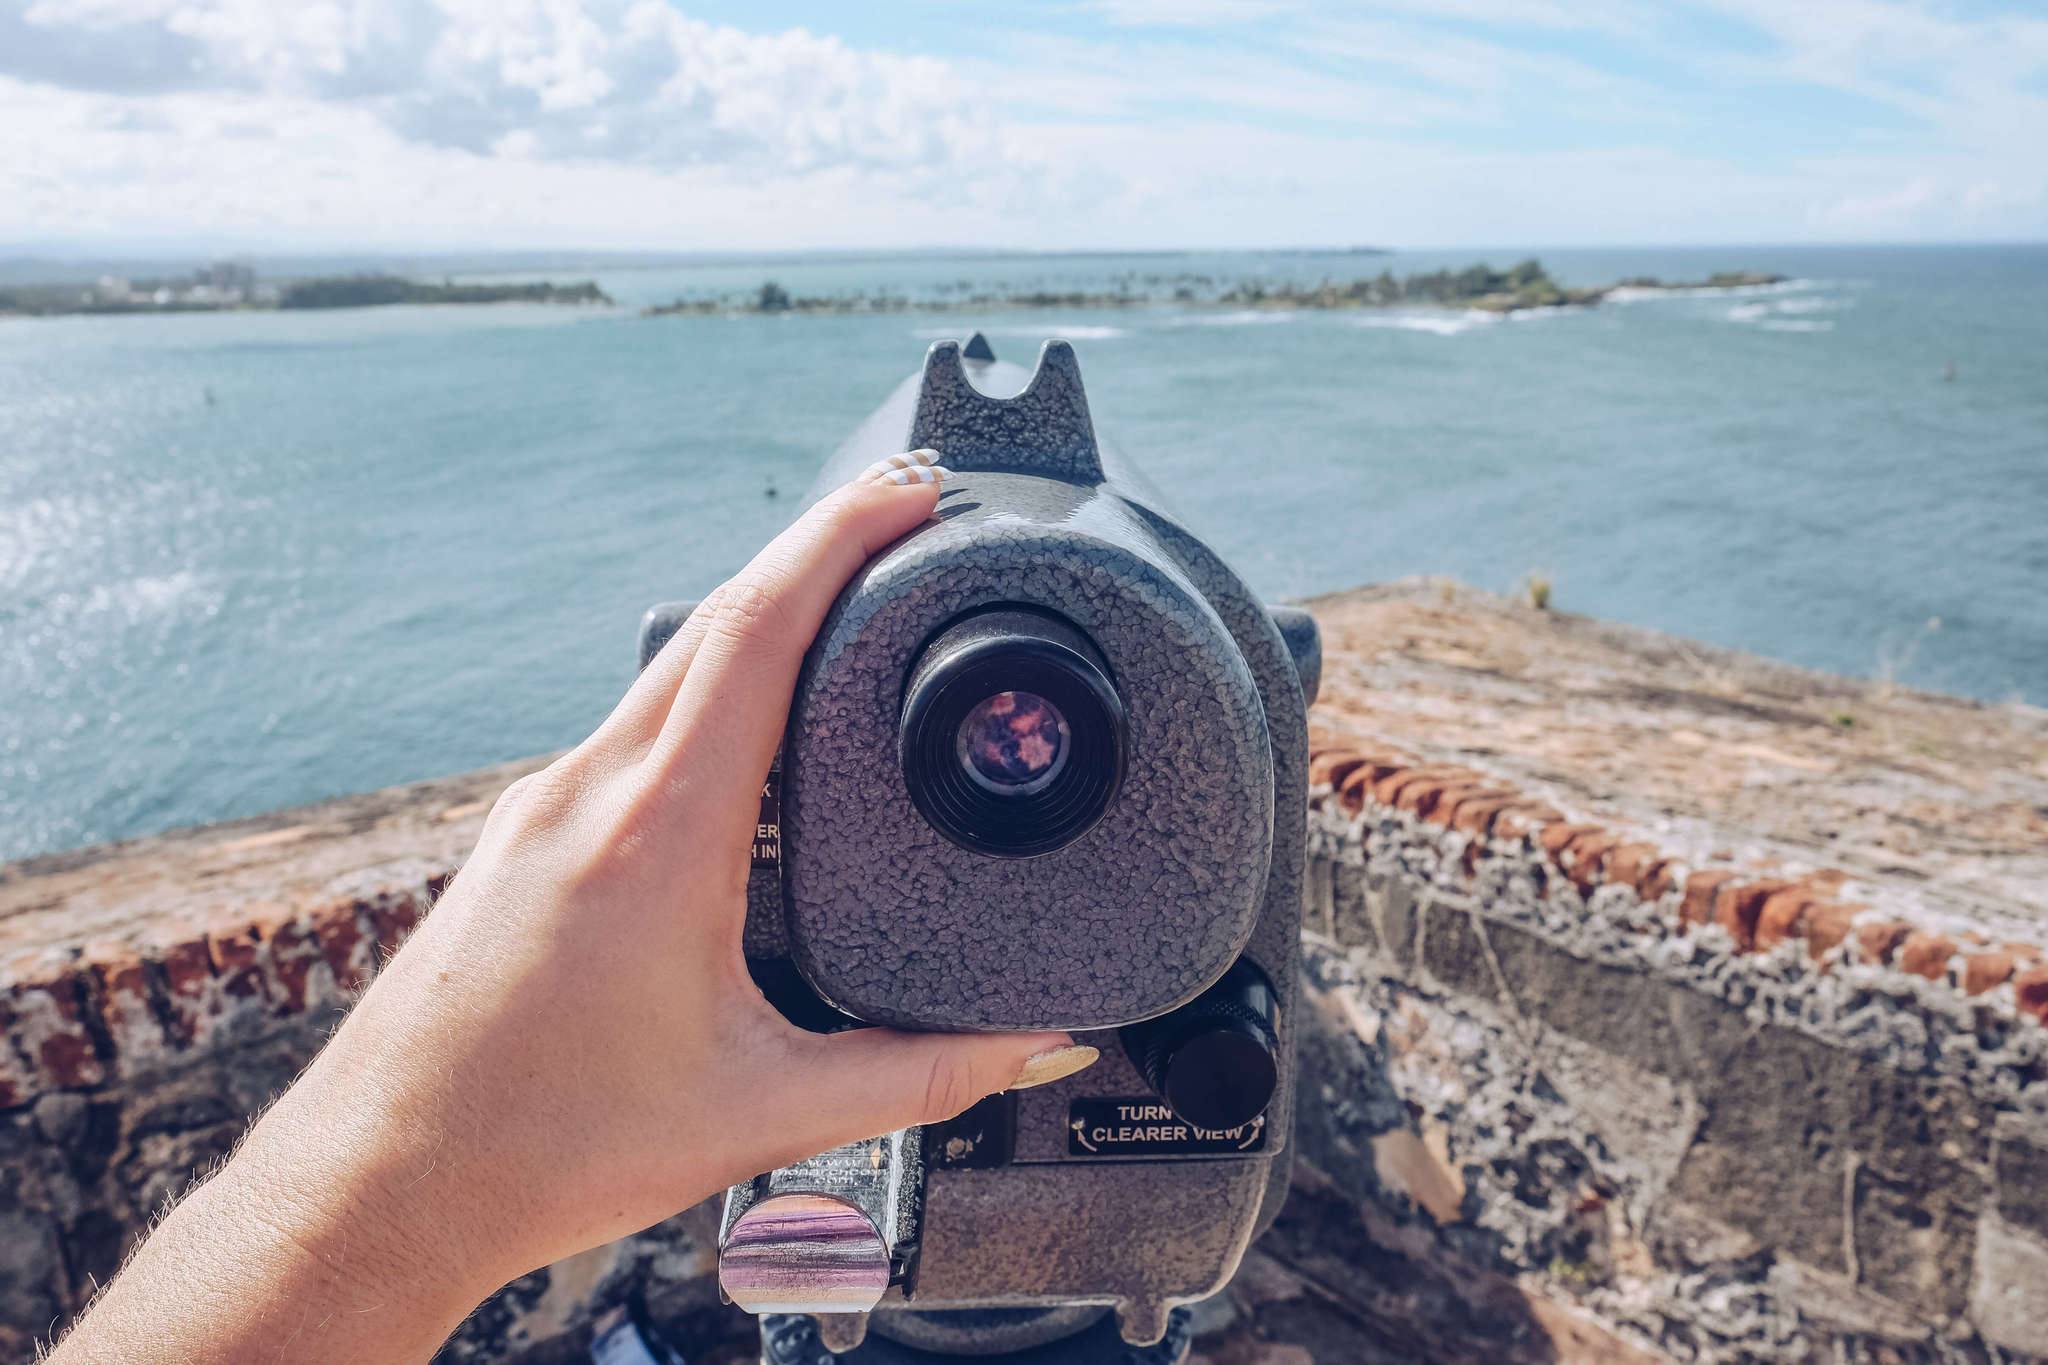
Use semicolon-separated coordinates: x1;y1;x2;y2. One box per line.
1010;1044;1098;1091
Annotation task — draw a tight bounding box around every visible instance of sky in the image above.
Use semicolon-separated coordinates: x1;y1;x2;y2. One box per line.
1;0;2044;253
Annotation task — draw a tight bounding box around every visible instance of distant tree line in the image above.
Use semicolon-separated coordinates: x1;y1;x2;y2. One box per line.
278;276;611;309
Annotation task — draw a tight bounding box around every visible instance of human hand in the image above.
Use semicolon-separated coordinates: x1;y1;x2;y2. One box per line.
52;458;1098;1364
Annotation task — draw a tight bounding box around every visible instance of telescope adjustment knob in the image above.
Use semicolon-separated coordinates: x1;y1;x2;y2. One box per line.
1120;959;1279;1133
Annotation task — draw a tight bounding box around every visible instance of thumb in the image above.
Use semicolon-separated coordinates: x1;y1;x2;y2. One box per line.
787;1028;1099;1153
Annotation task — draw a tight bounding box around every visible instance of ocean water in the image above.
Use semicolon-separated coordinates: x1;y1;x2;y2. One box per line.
2;244;2044;863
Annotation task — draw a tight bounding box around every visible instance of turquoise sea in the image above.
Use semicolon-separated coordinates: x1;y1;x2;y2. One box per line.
2;245;2044;862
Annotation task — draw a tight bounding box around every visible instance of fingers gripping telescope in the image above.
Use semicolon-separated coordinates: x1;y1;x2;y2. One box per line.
639;336;1318;1364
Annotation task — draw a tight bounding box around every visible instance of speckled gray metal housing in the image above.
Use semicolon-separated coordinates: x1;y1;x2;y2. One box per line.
784;340;1299;1036
653;337;1314;1355
784;472;1274;1031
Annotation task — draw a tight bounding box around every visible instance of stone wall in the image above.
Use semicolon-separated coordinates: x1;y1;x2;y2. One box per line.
3;586;2044;1362
1296;735;2048;1360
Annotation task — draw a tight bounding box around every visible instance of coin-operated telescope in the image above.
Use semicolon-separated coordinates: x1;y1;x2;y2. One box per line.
639;334;1319;1365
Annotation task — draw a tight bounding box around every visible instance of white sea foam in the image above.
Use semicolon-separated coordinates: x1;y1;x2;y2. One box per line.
1608;277;1819;303
1028;324;1129;340
1772;296;1842;314
1352;310;1501;336
1726;294;1848;327
909;323;1130;341
1174;310;1295;327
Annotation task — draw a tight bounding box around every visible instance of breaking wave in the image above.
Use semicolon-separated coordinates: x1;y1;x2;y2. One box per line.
1351;310;1502;337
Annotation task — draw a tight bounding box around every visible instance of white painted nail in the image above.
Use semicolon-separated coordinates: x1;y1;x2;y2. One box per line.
882;464;952;486
861;449;942;483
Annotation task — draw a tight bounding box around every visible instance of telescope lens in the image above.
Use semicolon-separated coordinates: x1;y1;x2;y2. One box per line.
958;691;1069;795
899;607;1126;858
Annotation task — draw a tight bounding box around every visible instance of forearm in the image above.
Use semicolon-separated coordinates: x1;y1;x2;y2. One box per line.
50;996;508;1365
49;1152;478;1364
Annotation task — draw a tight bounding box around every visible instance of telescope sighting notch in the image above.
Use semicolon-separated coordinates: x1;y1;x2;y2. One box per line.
908;338;1105;485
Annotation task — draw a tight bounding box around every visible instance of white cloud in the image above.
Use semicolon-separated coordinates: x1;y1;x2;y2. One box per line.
0;0;2042;249
7;0;998;173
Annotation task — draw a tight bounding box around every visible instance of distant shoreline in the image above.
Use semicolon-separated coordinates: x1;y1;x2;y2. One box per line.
0;273;612;318
644;260;1788;319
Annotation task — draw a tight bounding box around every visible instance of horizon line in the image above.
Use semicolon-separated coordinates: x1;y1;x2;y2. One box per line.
5;238;2047;266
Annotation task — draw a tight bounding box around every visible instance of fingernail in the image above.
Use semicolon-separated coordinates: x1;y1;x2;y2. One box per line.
881;464;952;487
1011;1044;1098;1091
860;449;941;483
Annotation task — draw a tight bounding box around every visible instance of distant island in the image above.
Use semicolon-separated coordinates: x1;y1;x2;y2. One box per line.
276;276;610;309
645;260;1787;319
0;265;612;317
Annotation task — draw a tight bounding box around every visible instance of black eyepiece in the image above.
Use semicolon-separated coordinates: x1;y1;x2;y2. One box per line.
899;607;1126;858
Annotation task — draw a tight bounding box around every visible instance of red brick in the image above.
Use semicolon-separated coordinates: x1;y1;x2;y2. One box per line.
1603;843;1662;891
1637;859;1678;902
1539;822;1602;857
1395;775;1454;815
87;938;165;1063
1753;887;1818;953
1450;795;1517;837
259;913;324;1014
1492;803;1564;841
362;887;424;957
1373;769;1428;806
1804;902;1865;962
1713;880;1793;952
1898;931;1957;982
206;920;269;1005
1309;749;1366;788
1423;784;1504;826
2016;966;2048;1024
143;925;217;1047
1679;870;1735;929
1337;761;1404;813
1414;782;1470;823
1563;831;1621;894
1963;951;2016;996
309;898;373;995
4;951;107;1090
1854;919;1914;965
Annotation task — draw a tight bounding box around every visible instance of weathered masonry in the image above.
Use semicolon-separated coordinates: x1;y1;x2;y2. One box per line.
3;583;2044;1362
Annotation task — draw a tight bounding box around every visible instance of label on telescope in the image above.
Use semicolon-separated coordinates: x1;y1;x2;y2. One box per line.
1066;1098;1266;1157
753;767;780;868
